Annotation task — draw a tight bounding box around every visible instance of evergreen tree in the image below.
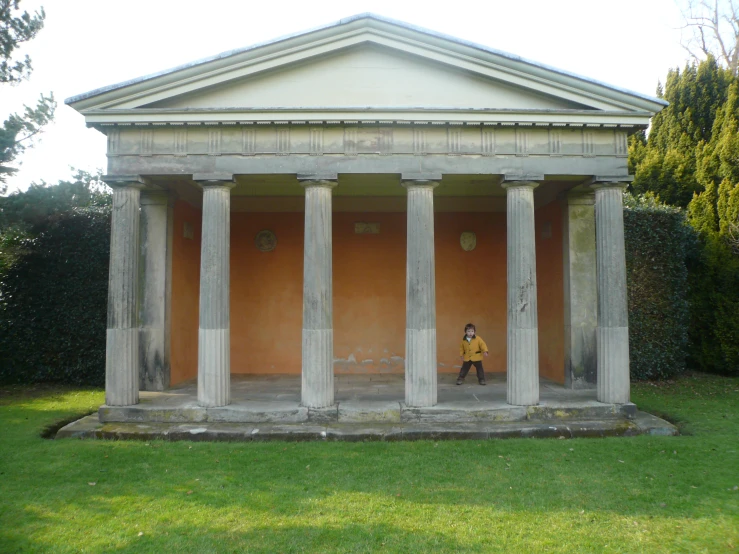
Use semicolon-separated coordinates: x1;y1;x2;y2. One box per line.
631;57;733;207
0;1;55;189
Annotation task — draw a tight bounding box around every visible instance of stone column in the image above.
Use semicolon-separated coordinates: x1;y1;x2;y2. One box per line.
103;176;145;406
300;178;337;409
194;174;235;408
562;190;597;388
502;179;540;406
139;190;174;391
594;181;630;404
403;179;439;408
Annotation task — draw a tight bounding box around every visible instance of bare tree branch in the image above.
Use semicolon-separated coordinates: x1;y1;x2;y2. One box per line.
678;0;739;74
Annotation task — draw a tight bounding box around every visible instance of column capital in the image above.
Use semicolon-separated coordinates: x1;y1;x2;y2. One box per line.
300;179;337;189
401;179;439;189
102;175;146;189
193;173;236;189
587;175;633;190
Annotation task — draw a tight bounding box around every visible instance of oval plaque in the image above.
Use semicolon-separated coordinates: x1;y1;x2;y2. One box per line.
255;230;277;252
460;231;476;251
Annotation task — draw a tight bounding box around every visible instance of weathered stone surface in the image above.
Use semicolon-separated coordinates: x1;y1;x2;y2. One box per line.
338;401;402;423
400;403;528;423
502;180;540;406
196;180;235;408
403;180;438;407
562;191;597;389
56;412;677;441
139;190;174;392
594;182;631;404
104;179;144;406
301;179;337;409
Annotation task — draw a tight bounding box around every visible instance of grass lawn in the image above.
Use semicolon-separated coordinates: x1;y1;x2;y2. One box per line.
0;374;737;553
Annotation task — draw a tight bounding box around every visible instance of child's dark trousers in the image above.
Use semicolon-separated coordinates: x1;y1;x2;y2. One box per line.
458;360;485;381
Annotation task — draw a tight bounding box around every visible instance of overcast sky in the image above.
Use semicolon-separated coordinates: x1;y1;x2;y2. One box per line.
3;0;688;193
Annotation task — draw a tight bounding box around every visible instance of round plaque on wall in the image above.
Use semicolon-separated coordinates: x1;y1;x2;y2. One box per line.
255;230;277;252
460;231;477;251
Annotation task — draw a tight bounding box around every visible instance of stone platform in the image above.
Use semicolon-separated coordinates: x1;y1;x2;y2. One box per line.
56;374;678;440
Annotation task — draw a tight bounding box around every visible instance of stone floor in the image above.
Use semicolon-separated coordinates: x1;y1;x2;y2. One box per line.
52;373;678;440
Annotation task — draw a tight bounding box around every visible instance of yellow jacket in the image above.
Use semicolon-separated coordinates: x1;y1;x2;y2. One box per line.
460;336;488;362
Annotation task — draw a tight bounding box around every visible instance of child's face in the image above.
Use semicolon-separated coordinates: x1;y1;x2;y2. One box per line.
466;328;475;337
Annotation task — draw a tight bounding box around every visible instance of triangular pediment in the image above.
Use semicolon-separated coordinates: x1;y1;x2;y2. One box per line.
141;45;593;111
67;14;665;125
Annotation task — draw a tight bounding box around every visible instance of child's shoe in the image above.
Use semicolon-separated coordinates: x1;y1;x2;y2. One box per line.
478;378;487;386
456;377;464;385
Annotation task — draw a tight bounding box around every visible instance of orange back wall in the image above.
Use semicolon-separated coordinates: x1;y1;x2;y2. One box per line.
171;205;565;382
170;200;202;385
535;200;565;382
435;213;507;374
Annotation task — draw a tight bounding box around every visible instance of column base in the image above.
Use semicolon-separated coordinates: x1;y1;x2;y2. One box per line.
597;326;630;404
405;328;437;407
301;328;334;409
507;327;539;406
105;328;139;406
198;328;230;408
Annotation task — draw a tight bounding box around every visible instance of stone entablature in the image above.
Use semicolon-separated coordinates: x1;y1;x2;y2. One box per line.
104;123;631;159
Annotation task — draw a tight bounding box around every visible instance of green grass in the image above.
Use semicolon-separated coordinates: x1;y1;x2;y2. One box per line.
0;374;737;553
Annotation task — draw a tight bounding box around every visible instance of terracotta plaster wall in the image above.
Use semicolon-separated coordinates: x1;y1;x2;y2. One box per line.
535;200;565;383
170;201;202;385
230;212;304;373
171;206;565;381
333;213;407;373
435;213;507;374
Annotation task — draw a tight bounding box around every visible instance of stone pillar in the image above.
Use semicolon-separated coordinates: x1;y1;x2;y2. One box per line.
194;174;235;408
502;179;540;406
103;176;145;406
139;190;174;391
403;179;439;408
562;191;597;388
300;178;337;409
594;182;630;404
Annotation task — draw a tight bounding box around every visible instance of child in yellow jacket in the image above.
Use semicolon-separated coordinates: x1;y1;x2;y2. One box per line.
457;323;489;385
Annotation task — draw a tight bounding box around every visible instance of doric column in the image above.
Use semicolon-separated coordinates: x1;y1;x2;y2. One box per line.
502;178;541;406
194;174;235;408
139;190;174;391
300;178;337;409
561;190;597;388
403;179;439;408
103;175;145;406
594;181;630;403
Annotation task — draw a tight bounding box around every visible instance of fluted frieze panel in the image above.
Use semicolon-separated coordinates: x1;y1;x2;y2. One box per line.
403;181;438;407
301;180;336;408
503;181;540;406
198;328;230;407
594;183;630;404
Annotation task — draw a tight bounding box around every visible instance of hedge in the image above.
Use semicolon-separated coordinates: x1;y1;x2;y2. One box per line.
624;194;695;380
0;207;110;385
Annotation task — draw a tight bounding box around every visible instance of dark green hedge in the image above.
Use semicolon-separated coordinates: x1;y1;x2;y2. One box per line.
687;234;739;376
0;207;110;385
624;194;696;380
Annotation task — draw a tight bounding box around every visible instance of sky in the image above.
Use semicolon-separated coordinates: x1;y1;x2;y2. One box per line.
3;0;689;193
